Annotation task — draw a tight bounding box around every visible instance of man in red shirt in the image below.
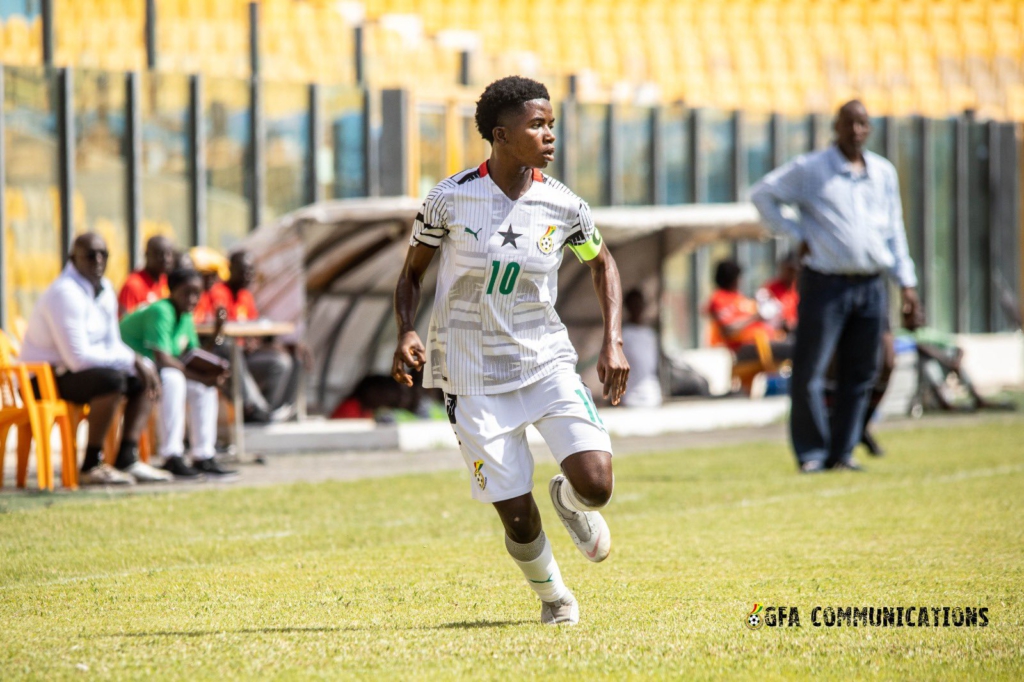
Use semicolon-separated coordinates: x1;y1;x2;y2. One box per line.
118;236;174;316
207;251;260;322
210;250;298;422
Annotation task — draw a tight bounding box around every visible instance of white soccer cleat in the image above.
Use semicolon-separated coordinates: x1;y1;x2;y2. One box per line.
541;593;579;625
549;474;611;563
122;461;174;483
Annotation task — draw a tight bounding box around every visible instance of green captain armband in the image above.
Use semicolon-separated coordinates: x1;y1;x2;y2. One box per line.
568;227;603;262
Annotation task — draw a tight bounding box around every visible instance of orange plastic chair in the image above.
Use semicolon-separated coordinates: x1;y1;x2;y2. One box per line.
0;330;78;490
707;322;781;395
0;352;34;489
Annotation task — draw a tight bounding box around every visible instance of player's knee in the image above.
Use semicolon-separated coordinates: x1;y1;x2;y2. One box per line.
574;477;613;508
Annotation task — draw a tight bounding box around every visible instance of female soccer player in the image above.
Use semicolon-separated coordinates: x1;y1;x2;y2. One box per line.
392;76;629;625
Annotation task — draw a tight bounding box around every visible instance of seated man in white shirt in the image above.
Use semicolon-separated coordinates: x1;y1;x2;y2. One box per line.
20;233;170;485
620;289;662;408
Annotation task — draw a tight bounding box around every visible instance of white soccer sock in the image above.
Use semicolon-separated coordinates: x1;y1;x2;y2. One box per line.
558;476;611;512
505;531;570;603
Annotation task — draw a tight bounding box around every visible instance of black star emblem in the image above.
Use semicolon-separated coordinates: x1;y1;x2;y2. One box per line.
497;225;522;248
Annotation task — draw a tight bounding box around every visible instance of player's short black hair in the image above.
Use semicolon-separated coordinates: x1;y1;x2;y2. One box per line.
168;268;201;291
475;76;551;143
714;260;742;290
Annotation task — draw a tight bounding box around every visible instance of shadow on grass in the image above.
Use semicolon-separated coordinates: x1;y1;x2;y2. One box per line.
430;619;531;629
92;620;532;638
92;626;359;638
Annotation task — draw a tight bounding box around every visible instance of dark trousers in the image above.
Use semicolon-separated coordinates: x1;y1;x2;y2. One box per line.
790;269;886;466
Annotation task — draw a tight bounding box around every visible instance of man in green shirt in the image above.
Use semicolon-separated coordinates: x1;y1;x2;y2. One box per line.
120;269;236;479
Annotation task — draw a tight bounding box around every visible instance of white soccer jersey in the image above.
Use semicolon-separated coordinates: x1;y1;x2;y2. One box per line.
410;162;603;396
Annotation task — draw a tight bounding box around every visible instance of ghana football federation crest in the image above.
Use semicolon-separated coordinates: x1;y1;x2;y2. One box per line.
473;460;487;491
746;603;765;630
537;225;557;254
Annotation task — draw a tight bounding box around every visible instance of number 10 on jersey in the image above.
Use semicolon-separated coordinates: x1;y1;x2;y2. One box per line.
486;260;521;295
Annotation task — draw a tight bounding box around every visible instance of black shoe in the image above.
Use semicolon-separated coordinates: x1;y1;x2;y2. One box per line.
193;458;239;479
799;460;826;474
861;431;885;457
244;407;272;424
162;455;203;479
830;460;865;472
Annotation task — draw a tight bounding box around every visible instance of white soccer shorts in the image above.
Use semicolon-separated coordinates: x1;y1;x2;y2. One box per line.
445;369;613;503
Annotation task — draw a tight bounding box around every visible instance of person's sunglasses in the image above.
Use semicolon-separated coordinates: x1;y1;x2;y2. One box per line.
85;248;109;261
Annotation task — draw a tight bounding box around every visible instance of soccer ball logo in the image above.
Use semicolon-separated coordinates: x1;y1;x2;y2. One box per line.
537;225;557;254
746;603;765;630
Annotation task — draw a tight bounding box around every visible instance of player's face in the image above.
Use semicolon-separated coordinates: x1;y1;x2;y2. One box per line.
835;103;871;153
501;99;556;168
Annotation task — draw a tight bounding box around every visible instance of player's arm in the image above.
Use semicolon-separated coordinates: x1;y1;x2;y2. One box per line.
392;243;437;386
583;244;630;406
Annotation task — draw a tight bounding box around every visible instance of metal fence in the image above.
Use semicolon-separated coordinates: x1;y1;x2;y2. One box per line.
1;65;1020;353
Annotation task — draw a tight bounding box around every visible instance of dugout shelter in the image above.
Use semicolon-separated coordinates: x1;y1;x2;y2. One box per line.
239;198;769;414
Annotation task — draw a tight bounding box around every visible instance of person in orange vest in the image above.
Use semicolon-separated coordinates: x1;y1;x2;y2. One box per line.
706;259;793;364
118;236;174;317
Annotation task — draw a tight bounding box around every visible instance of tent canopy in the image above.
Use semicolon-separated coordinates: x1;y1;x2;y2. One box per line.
241;198;770;413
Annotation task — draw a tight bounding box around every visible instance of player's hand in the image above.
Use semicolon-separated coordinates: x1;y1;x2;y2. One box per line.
597;340;629;406
392;330;426;387
901;287;924;331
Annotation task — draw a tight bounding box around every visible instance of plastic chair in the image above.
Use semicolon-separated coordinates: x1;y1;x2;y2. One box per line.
0;330;78;490
0;347;33;489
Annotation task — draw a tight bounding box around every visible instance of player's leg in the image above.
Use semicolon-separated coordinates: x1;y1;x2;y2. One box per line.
447;391;578;624
493;493;578;624
530;372;614;562
549;451;613;562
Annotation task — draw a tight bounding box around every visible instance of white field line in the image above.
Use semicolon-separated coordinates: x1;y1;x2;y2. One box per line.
2;465;1021;592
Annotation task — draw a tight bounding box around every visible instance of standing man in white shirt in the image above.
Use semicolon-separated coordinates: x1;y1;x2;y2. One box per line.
750;100;923;473
20;233;170;485
392;76;629;626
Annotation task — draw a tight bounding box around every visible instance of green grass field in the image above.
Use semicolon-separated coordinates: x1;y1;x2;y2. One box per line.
2;416;1023;680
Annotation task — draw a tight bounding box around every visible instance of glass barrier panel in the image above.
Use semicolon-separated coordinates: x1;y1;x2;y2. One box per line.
702;109;734;203
929;119;957;332
206;77;251;253
895;117;924;284
966;121;991;332
141;72;191;251
865;117;887;157
75;69;129;290
784;114;811;162
575;103;609;206
4;66;60;323
739;111;775;295
743;112;772;190
662;104;692;204
264;81;310;221
320;85;365;200
617;106;652;206
661;248;694;352
417;104;446;198
460;107;489;171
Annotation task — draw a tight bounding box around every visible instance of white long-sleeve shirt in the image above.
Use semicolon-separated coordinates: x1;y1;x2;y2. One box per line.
750;146;918;288
20;262;137;374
